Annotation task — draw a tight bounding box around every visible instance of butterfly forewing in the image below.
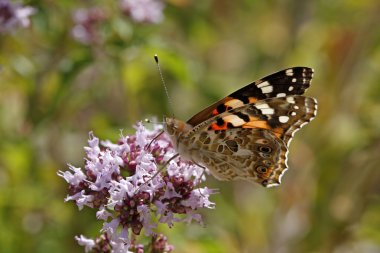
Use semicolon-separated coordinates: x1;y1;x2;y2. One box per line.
187;67;314;126
202;96;318;145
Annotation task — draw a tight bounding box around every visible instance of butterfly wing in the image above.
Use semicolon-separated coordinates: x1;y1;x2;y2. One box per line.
204;95;318;145
188;96;317;187
189;128;286;187
187;67;314;126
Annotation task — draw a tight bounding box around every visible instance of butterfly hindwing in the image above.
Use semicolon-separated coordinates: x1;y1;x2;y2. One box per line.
187;67;314;126
192;128;288;187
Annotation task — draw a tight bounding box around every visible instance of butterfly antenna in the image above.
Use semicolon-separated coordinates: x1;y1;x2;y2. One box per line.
154;54;175;117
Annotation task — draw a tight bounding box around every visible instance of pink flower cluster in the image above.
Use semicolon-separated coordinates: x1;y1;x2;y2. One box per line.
120;0;164;24
59;123;216;252
71;0;165;44
0;0;35;33
71;8;106;45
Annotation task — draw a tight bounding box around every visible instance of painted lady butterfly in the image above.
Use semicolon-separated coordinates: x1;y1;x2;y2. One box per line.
164;67;317;187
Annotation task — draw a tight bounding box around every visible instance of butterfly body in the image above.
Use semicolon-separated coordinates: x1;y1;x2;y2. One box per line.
164;67;317;187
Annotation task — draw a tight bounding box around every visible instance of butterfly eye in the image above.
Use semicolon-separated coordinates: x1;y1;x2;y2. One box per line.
259;146;271;153
256;165;268;174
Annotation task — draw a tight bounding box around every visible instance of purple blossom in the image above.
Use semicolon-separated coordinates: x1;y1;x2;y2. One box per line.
120;0;164;24
151;234;174;253
59;123;216;252
0;0;35;33
76;235;96;253
71;7;106;44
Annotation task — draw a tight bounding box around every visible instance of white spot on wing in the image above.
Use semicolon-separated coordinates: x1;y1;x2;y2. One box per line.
257;81;270;88
291;111;296;116
255;103;270;109
286;97;295;104
222;115;246;126
279;116;289;123
292;78;296;83
277;93;286;97
288;86;294;91
286;69;294;76
261;108;274;115
261;85;273;94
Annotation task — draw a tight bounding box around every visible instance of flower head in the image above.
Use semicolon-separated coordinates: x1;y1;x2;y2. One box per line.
71;7;106;44
0;0;35;33
120;0;164;24
59;122;216;252
151;234;174;253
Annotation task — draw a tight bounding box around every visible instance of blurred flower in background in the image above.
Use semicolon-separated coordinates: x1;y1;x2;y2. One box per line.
0;0;35;33
59;123;215;252
120;0;165;24
71;8;107;44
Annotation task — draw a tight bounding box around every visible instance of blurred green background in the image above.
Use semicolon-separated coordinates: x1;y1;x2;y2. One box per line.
1;0;380;252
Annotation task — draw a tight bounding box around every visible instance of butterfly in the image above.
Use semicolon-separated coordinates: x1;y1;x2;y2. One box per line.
164;67;317;187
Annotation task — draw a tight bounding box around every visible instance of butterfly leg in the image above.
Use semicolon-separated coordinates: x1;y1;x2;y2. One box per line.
191;161;211;197
192;161;225;190
145;130;164;151
192;161;208;183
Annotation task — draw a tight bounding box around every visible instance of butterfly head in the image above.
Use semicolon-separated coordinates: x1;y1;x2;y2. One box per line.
164;117;193;148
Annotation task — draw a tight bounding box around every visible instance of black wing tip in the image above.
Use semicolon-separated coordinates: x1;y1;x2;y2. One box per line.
261;66;314;81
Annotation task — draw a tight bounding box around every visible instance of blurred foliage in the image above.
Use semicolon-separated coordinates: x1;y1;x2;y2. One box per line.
1;0;380;252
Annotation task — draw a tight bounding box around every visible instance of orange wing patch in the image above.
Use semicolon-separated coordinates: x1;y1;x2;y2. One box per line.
243;116;271;129
209;122;228;130
248;97;258;104
211;97;235;117
272;127;285;138
242;117;285;138
212;108;219;116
